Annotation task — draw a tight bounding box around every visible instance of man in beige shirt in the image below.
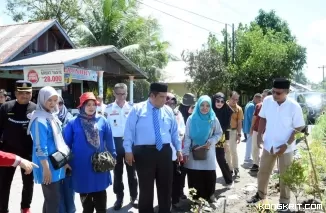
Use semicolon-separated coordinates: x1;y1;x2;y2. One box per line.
225;91;243;177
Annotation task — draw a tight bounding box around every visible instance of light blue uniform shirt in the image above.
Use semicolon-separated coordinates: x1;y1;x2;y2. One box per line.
243;101;255;134
123;100;181;153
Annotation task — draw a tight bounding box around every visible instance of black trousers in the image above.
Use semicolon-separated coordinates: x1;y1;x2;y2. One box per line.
215;147;233;184
187;169;216;201
113;137;138;200
134;144;173;213
0;154;33;213
80;190;107;213
171;161;182;204
179;163;187;196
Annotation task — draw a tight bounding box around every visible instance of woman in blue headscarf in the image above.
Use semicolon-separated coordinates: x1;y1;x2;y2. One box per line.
183;95;222;203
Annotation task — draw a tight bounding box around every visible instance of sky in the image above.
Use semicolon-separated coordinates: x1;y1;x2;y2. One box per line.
0;0;326;83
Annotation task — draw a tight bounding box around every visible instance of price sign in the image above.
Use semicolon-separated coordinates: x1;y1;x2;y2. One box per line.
24;64;64;87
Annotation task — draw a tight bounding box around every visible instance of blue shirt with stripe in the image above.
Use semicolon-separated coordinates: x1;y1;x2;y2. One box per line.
123;100;181;153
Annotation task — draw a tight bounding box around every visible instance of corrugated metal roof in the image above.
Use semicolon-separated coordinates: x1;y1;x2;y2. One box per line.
0;45;147;78
0;19;75;64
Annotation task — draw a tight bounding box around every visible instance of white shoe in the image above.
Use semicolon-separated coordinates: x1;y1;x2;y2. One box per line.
226;181;234;189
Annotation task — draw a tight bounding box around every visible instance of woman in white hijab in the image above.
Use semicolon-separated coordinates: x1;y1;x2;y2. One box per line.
27;86;70;213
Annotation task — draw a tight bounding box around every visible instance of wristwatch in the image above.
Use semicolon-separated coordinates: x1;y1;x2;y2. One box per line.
237;133;241;137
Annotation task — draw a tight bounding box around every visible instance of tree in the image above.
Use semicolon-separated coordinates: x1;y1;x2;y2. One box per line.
77;0;147;48
6;0;83;35
229;25;307;94
182;46;229;97
252;9;293;41
252;9;307;84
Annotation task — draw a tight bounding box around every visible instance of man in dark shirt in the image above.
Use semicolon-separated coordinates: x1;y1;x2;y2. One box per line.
0;81;36;213
249;89;272;171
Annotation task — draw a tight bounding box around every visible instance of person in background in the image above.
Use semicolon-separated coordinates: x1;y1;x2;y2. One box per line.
57;98;75;213
225;91;243;178
0;80;36;213
0;89;7;107
243;94;262;162
183;95;222;203
165;93;186;210
0;150;38;173
105;83;138;210
176;93;196;197
28;86;70;213
211;92;234;189
249;89;272;172
96;95;107;118
247;78;305;212
178;93;196;123
124;83;182;213
64;92;116;213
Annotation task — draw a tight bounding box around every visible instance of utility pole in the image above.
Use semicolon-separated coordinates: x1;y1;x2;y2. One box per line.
225;23;228;65
232;23;235;64
318;65;326;88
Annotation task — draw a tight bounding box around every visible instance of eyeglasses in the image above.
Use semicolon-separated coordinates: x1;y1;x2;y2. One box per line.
215;99;225;104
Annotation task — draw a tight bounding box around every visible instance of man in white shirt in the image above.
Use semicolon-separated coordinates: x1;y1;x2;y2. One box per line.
105;83;138;210
247;78;305;212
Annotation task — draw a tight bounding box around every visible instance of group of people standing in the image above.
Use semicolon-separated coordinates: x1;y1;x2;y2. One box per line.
0;77;306;213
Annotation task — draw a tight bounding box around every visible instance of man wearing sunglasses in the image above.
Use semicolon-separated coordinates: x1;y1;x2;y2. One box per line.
247;78;305;212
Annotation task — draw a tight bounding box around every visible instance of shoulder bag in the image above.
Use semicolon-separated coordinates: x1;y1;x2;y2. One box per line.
191;121;215;160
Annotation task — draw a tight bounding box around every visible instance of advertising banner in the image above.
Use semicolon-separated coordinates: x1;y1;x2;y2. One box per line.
24;64;65;87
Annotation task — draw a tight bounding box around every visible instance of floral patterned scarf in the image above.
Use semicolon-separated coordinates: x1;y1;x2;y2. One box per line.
78;105;100;149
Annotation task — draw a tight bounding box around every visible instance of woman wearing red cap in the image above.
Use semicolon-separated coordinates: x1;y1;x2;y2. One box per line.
63;92;116;213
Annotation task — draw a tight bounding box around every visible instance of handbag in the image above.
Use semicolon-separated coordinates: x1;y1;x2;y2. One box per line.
49;150;72;170
191;145;208;160
191;122;215;161
91;145;116;173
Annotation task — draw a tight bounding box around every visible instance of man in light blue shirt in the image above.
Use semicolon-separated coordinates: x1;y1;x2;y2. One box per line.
243;93;262;161
124;83;182;213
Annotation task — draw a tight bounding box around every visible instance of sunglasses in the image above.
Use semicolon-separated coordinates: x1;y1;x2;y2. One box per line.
215;99;225;104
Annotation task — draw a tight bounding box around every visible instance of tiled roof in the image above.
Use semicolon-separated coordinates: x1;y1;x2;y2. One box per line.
0;20;74;64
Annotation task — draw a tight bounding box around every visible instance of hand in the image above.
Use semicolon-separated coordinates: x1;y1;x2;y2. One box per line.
176;151;183;162
183;155;189;164
250;129;253;136
204;142;211;149
19;158;38;175
236;135;241;144
125;152;135;166
43;167;52;185
276;144;288;155
64;164;72;171
257;134;263;149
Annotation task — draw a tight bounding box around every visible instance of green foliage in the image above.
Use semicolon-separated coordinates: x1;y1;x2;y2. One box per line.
181;46;230;97
229;24;306;94
279;159;306;203
188;188;209;213
6;0;83;35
